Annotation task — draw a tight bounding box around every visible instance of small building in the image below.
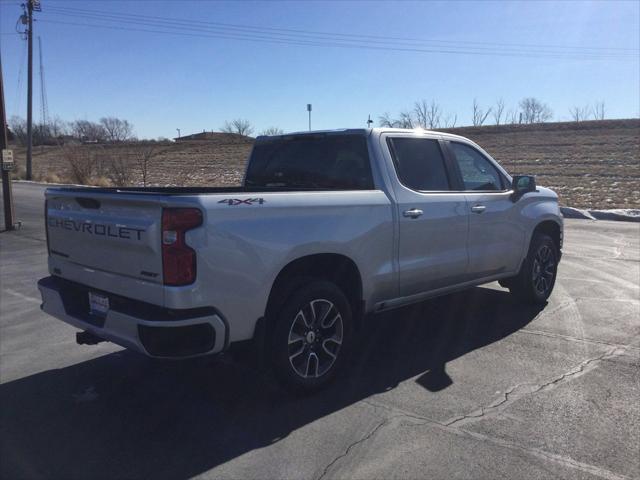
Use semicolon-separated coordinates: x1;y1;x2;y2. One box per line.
173;131;253;144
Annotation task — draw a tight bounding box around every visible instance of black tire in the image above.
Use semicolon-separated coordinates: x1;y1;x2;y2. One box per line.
271;280;353;393
509;233;558;304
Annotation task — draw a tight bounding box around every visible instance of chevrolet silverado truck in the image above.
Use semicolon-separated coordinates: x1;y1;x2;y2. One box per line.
38;128;563;391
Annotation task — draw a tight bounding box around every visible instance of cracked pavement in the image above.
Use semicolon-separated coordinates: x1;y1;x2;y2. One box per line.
1;182;639;480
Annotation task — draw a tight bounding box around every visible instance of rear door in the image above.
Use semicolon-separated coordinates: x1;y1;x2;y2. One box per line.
445;141;525;278
383;134;469;297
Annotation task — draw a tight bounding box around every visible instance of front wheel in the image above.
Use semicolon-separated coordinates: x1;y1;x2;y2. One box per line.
509;233;558;304
271;280;353;393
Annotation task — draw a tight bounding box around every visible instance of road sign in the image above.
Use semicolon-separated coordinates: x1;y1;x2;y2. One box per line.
2;149;14;170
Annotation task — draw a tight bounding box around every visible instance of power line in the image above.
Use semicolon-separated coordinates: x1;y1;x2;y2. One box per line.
11;37;27;114
43;4;639;54
38;36;48;127
36;17;638;61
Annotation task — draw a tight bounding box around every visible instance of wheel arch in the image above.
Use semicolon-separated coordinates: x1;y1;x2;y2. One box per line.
265;253;364;329
532;219;562;254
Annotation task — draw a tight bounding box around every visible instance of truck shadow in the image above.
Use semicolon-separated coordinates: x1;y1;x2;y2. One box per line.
0;286;542;479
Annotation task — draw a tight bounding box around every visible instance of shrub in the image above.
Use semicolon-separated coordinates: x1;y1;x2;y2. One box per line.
62;147;95;184
106;156;134;187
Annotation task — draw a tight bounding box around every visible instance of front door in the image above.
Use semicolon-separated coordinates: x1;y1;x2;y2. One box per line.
447;141;525;278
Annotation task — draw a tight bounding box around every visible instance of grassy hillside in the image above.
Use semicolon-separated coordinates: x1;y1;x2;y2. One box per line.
9;118;639;209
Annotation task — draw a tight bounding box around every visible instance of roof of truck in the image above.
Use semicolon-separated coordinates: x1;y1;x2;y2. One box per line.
256;128;470;142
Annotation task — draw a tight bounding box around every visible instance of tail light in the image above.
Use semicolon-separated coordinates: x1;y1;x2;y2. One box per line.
162;208;202;286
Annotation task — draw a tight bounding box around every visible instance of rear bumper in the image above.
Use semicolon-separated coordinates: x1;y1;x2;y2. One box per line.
37;276;227;358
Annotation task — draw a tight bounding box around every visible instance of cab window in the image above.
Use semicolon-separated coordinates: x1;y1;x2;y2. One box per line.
450;142;505;191
388;138;451;191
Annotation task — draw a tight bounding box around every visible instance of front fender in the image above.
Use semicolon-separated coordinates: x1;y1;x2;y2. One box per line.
517;186;563;262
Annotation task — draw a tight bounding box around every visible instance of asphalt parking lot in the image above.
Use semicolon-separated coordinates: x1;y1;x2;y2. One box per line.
1;182;639;480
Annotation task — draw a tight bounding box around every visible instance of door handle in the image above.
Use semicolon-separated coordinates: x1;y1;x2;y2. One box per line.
403;208;423;219
471;204;486;214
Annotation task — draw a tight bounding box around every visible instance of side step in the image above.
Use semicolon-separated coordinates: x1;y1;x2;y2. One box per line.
76;331;106;346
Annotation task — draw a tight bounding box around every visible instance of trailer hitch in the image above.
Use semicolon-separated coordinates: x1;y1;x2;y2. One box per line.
76;331;106;346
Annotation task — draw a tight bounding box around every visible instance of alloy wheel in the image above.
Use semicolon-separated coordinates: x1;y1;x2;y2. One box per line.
287;299;343;379
532;244;556;296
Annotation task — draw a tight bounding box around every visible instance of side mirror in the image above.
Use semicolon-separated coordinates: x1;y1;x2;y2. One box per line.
511;175;536;201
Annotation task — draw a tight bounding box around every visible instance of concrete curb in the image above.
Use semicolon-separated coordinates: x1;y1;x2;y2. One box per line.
560;207;596;221
561;206;640;223
589;209;640;223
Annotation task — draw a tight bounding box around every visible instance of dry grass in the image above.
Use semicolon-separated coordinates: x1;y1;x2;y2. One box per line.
8;119;639;209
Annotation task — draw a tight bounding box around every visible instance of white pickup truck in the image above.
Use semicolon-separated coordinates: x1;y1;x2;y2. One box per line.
38;128;562;391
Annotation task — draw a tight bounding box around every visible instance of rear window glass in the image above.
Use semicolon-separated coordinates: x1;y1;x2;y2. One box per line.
388;138;450;191
245;134;374;190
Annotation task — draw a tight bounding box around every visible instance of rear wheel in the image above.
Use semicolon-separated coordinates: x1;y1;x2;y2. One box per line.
271;280;353;392
508;233;558;304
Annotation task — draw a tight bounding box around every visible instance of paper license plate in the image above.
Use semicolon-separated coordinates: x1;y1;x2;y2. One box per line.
88;292;109;317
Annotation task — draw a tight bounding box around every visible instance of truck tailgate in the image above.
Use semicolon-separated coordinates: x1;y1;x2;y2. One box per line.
46;190;163;286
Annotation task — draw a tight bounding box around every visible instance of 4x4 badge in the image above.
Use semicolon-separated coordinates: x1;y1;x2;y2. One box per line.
218;198;265;206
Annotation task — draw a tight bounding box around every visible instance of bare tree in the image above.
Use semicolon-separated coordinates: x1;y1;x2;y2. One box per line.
106;156;134;186
519;97;553;124
414;99;442;129
472;98;492;126
397;110;415;129
414;100;428;128
221;119;254;136
136;145;161;187
492;98;505;125
378;112;397;127
592;101;605;120
504;108;519;125
33;123;55;146
9;116;27;145
62;146;96;184
100;117;134;142
71;120;107;142
569;105;590;122
260;126;284;136
442;113;458;128
48;116;68;139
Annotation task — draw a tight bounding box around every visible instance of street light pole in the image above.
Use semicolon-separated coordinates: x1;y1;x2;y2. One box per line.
307;104;312;131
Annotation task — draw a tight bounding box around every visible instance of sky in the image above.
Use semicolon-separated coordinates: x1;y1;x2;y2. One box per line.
0;0;639;139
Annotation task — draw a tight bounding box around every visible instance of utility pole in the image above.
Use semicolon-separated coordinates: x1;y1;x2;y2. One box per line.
1;55;17;231
307;104;312;131
22;0;41;180
176;128;180;138
25;0;35;180
366;114;373;128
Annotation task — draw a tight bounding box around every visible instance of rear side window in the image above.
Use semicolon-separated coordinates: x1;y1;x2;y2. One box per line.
388;138;450;191
450;142;504;191
245;134;373;190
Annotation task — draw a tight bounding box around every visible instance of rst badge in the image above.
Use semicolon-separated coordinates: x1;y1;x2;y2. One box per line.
218;198;265;206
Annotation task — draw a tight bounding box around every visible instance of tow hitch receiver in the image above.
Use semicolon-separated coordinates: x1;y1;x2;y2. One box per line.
76;331;106;346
